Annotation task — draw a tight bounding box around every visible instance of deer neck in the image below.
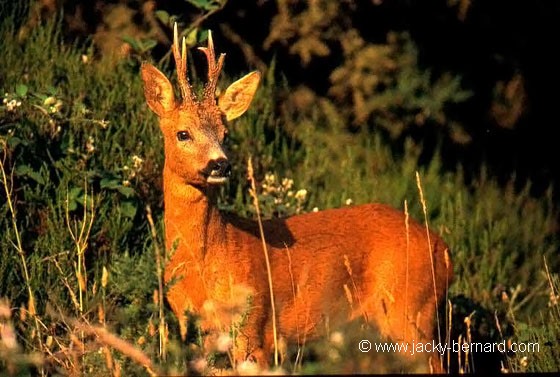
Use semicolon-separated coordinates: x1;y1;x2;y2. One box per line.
162;166;226;265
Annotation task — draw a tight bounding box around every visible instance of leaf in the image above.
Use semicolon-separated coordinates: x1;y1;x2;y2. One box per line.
185;0;221;11
185;28;198;47
66;187;83;211
155;10;170;25
68;187;83;199
6;136;24;148
67;201;77;212
122;36;157;53
120;200;137;218
77;194;94;209
100;178;121;190
47;86;57;96
116;186;136;198
198;29;209;44
141;39;157;51
121;36;141;51
15;164;44;184
15;84;28;97
100;177;135;197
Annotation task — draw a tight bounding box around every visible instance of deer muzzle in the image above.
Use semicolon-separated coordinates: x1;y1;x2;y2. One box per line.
205;158;231;184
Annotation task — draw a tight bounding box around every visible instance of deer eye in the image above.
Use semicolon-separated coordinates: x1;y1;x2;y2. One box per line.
176;131;191;141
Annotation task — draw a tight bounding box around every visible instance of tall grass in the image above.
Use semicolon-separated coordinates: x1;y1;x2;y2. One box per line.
1;14;559;375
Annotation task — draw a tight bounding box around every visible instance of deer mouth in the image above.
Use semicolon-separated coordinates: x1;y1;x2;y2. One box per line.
203;159;231;184
206;175;228;184
205;171;229;184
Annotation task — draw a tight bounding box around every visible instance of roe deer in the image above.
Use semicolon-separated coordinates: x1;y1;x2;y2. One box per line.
141;25;452;372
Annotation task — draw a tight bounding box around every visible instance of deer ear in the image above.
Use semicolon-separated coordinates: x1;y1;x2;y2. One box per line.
218;71;261;121
141;63;177;116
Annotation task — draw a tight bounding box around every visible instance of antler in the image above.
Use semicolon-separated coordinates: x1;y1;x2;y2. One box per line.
172;23;194;104
171;25;225;105
198;30;226;103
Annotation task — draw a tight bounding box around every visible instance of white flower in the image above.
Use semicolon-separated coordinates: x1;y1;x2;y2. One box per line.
0;301;11;318
281;177;294;190
237;360;260;375
264;173;276;184
98;119;109;129
6;99;21;112
190;357;208;373
44;96;56;106
86;136;95;153
132;155;144;170
330;331;344;347
345;198;353;206
295;189;307;201
0;322;18;350
216;333;232;353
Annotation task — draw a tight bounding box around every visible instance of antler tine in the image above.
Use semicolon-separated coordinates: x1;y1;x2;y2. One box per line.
172;23;194;103
198;30;226;101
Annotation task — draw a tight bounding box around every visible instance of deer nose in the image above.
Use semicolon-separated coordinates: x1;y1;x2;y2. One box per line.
208;158;231;178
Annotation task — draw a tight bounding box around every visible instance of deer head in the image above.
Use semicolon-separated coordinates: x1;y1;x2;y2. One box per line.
141;24;261;188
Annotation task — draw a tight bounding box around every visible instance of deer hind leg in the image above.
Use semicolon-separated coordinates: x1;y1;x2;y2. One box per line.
397;300;444;373
362;294;438;373
415;300;446;373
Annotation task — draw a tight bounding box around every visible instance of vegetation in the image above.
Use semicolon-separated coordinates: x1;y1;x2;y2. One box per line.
1;2;559;375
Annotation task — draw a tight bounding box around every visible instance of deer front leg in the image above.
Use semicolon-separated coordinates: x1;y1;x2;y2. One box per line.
165;281;192;341
231;301;270;369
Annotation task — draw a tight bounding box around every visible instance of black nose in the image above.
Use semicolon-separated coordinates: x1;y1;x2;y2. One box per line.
208;158;231;177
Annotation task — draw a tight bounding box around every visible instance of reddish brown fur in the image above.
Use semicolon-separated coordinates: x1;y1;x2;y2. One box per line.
141;27;452;373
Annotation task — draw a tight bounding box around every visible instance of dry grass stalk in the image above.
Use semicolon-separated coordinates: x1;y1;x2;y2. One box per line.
145;204;167;360
0;143;43;355
73;321;159;376
247;156;280;367
415;171;442;344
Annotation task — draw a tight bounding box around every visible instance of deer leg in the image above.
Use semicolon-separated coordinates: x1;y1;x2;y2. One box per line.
232;307;270;368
